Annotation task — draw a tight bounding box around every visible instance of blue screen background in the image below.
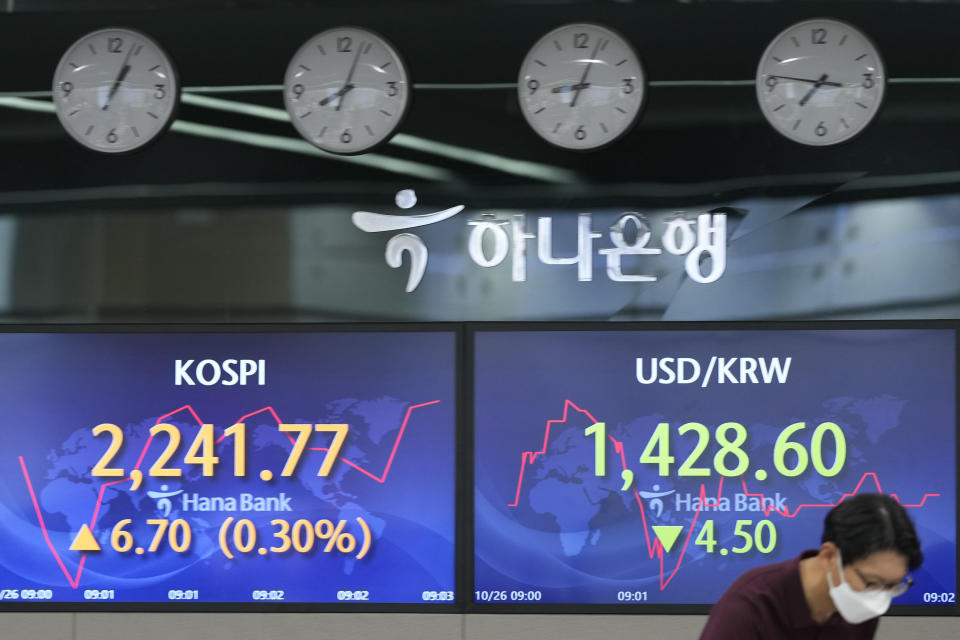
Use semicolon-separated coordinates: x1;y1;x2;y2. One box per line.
0;331;456;604
473;329;957;606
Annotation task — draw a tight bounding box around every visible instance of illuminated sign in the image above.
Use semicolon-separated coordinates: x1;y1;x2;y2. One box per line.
0;329;457;605
472;327;956;607
353;190;727;292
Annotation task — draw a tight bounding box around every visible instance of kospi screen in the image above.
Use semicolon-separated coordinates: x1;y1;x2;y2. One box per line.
472;326;957;609
0;328;457;607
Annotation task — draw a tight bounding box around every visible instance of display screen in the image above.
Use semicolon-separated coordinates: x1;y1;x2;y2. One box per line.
473;327;957;608
0;329;457;606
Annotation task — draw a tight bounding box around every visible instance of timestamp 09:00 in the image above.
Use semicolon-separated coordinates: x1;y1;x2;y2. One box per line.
475;590;543;602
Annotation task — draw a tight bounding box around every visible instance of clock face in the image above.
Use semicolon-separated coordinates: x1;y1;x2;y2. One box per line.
756;19;885;146
517;23;645;151
53;28;179;153
283;27;410;155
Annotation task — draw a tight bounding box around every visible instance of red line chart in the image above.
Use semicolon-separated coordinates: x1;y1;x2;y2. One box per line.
507;399;941;590
19;400;440;589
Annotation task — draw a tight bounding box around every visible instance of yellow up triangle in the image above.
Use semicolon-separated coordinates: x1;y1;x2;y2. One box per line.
652;525;684;553
69;524;101;552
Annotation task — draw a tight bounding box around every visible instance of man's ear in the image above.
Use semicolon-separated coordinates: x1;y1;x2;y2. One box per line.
819;541;840;578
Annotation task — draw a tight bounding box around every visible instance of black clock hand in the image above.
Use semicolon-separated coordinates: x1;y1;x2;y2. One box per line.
770;74;842;87
798;73;830;106
336;41;366;111
570;38;604;108
103;45;135;111
552;82;591;94
319;86;348;107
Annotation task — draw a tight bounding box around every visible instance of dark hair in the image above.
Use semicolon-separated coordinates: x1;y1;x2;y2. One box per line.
821;493;923;571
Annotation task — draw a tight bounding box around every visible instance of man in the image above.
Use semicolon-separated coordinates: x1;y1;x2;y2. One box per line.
699;493;923;639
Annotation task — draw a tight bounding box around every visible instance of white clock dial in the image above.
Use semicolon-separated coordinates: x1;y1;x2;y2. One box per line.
53;28;179;153
756;19;885;146
284;27;410;155
518;23;645;151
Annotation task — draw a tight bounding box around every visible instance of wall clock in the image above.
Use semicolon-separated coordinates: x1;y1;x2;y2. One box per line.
517;23;646;150
756;19;885;146
284;27;410;155
53;27;179;153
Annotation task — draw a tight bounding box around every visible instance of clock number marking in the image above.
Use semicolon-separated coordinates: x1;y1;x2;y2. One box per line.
60;81;74;96
574;125;586;140
838;34;848;46
131;126;140;138
68;109;79;117
553;40;562;51
340;129;352;144
840;118;850;129
773;104;785;112
317;44;327;55
856;102;869;109
599;122;608;134
363;42;373;55
134;44;143;56
599;39;609;52
108;37;124;53
815;121;827;137
791;36;800;47
154;84;166;99
793;119;802;130
622;78;635;94
147;112;159;119
615;106;627;114
811;29;827;45
573;33;589;49
856;54;867;61
534;107;546;114
337;37;352;53
380;109;392;117
534;59;546;67
386;81;398;96
106;128;119;144
88;43;96;55
615;58;627;67
381;61;392;69
553;122;561;133
292;84;305;99
862;73;875;89
85;125;94;136
148;65;160;72
365;125;374;136
527;79;539;94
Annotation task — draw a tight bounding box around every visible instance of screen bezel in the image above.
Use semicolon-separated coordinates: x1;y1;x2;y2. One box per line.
466;320;960;616
0;322;463;613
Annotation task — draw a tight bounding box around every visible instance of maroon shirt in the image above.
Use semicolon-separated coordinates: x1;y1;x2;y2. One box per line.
699;550;879;640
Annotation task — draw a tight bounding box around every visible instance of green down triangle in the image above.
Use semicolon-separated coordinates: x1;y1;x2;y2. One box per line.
652;525;684;553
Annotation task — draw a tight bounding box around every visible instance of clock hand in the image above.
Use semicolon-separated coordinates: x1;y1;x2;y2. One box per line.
798;73;830;107
552;82;591;94
336;41;366;112
570;38;604;108
769;74;842;87
103;45;135;111
319;86;348;107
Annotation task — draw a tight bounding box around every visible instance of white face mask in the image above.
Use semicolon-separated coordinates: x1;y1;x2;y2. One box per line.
826;552;894;624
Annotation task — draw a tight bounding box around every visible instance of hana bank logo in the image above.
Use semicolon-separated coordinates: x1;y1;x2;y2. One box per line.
352;189;728;292
148;484;184;517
